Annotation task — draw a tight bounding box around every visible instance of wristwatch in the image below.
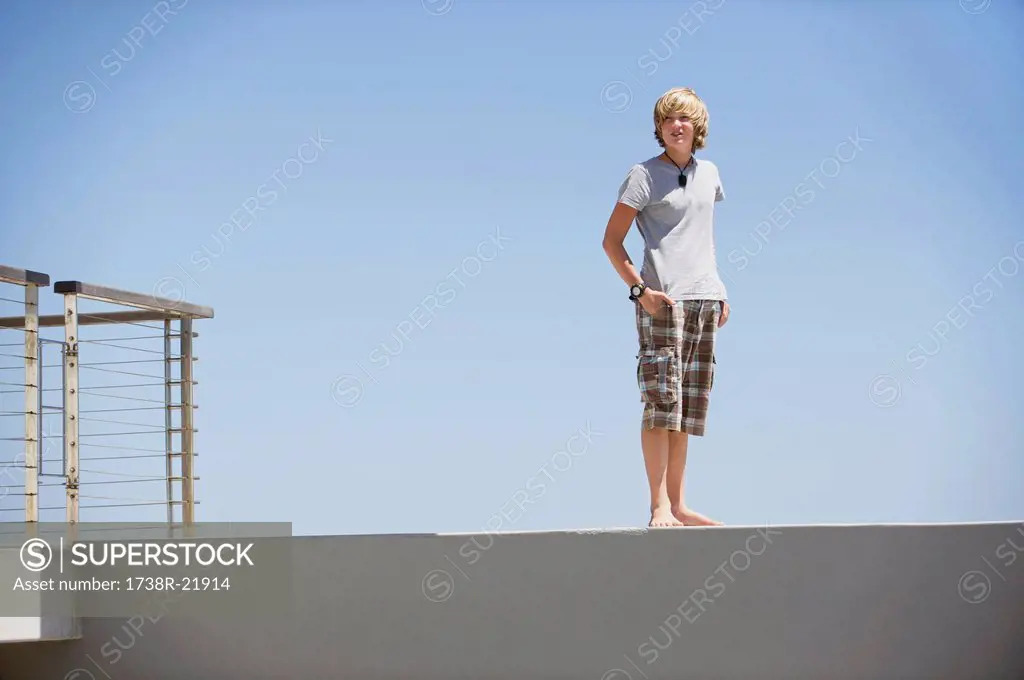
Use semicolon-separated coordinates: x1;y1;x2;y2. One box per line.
629;283;647;301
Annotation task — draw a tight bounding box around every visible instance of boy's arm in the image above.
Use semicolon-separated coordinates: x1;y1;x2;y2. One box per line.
715;166;729;325
601;202;644;289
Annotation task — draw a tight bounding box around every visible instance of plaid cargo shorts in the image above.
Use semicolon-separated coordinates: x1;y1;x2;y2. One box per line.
635;299;721;436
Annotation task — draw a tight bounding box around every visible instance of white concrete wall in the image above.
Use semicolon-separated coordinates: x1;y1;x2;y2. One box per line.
0;617;79;644
0;547;80;644
1;522;1022;679
0;618;42;644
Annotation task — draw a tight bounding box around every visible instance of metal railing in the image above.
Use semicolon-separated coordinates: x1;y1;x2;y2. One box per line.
0;265;213;526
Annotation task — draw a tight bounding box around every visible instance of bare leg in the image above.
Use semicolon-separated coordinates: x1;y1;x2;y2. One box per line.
667;431;722;526
642;427;684;527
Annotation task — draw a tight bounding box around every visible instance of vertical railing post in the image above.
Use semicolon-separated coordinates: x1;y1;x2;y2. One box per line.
164;319;174;524
63;292;79;524
23;283;39;523
179;316;194;525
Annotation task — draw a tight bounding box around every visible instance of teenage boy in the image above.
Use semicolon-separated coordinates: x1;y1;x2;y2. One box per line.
602;87;729;528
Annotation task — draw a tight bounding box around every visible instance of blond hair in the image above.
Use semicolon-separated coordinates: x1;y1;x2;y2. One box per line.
653;87;709;151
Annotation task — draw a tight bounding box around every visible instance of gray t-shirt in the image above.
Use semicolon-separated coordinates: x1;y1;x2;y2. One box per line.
617;155;727;302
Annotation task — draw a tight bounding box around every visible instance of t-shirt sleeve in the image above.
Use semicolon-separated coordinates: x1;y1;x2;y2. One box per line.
715;168;725;202
617;165;651;211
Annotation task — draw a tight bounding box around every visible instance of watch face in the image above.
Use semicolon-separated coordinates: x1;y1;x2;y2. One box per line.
631;284;643;295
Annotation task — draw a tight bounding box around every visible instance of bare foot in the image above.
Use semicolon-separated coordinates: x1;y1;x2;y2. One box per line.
649;507;685;528
672;506;723;527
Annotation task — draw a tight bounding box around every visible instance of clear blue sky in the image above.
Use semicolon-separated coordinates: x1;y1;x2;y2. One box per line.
1;0;1021;536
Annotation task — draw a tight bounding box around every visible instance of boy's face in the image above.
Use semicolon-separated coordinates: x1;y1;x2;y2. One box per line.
660;113;694;153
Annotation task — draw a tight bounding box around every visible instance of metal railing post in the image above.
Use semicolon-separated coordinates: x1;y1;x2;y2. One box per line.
63;292;80;524
180;317;195;526
164;319;174;525
0;266;50;523
24;283;39;523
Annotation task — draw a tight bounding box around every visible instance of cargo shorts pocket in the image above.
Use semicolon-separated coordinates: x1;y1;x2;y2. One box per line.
637;347;679;405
